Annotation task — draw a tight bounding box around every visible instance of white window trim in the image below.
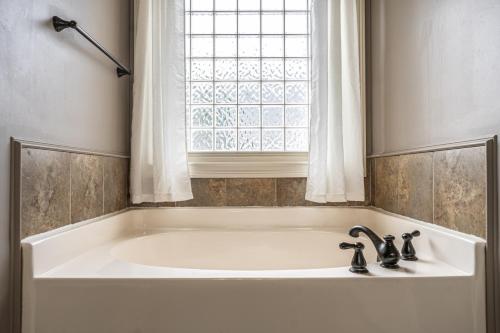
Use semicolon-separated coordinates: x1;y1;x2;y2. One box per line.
188;152;308;178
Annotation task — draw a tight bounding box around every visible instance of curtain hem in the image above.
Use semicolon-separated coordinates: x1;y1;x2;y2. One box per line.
131;192;194;204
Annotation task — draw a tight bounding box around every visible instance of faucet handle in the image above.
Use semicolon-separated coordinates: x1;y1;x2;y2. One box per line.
383;234;395;242
339;242;368;274
401;230;420;261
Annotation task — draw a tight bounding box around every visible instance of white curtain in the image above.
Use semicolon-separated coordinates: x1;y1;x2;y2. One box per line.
306;0;365;203
130;0;193;203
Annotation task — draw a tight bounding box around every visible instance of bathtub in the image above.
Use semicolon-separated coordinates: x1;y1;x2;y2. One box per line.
21;207;486;333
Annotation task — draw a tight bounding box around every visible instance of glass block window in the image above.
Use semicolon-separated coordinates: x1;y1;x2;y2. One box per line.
185;0;310;152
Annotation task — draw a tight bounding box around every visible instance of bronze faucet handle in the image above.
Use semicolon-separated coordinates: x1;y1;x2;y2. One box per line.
401;230;420;261
339;242;368;274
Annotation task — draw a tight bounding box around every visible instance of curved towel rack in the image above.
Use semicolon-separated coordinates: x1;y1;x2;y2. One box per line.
52;16;131;78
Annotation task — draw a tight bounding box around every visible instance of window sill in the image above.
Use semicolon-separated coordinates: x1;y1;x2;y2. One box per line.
188;152;309;178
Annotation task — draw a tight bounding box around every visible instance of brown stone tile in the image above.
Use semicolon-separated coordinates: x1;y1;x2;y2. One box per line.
277;178;307;206
397;153;433;222
373;156;400;213
176;178;226;206
103;157;128;214
70;154;103;223
226;178;276;206
21;148;71;238
434;147;487;238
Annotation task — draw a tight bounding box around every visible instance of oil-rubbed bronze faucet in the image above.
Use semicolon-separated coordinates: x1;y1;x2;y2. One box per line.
349;225;400;269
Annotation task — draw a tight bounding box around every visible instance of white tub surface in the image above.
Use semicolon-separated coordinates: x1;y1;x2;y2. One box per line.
21;207;486;333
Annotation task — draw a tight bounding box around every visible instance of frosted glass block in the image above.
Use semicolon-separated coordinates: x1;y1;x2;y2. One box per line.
262;59;284;80
215;36;237;57
238;36;260;57
215;129;237;151
285;105;308;127
262;129;284;151
262;106;284;127
238;106;260;127
191;59;213;81
285;36;308;57
185;36;190;57
239;13;260;34
192;130;213;151
238;59;260;81
185;60;191;81
262;13;283;34
285;0;308;10
238;129;261;151
215;106;237;127
262;0;283;10
185;0;190;11
239;0;260;10
285;13;308;34
191;13;213;34
285;128;308;151
185;14;190;34
192;0;213;10
238;82;260;104
185;83;191;104
285;59;307;80
192;82;213;104
262;36;284;57
215;13;237;34
215;0;237;10
262;82;284;104
215;59;237;80
192;36;213;57
215;82;237;104
285;82;307;104
191;106;213;127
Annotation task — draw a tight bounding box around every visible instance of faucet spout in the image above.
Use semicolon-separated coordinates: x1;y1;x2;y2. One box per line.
348;225;400;269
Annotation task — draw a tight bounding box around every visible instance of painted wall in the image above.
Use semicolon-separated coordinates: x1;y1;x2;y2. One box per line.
0;0;131;330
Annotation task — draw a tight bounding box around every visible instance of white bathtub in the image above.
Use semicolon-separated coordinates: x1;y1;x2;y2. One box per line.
21;207;486;333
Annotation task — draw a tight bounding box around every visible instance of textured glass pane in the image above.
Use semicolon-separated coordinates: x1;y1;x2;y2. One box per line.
215;36;237;57
192;82;213;104
185;0;190;11
238;129;260;151
238;59;260;81
192;13;213;34
285;106;308;127
215;13;237;34
185;60;191;81
192;0;213;11
238;106;260;127
191;106;213;127
215;59;237;80
285;82;307;104
262;129;284;151
215;82;237;104
285;13;308;34
285;128;308;151
285;0;308;10
215;106;237;127
215;0;237;11
185;14;190;34
192;130;213;151
285;36;307;57
285;59;308;80
239;0;260;10
262;106;284;127
191;59;213;81
192;36;213;57
185;36;190;57
238;82;260;104
262;82;284;104
262;36;283;57
238;36;260;57
262;0;283;10
262;59;284;80
262;13;283;34
239;13;260;34
185;83;191;104
215;129;237;151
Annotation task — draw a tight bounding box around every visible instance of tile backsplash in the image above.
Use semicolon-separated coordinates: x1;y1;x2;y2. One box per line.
20;147;128;238
372;146;487;238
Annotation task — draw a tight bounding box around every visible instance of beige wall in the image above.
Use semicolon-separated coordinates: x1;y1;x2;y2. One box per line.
0;0;131;331
371;0;500;153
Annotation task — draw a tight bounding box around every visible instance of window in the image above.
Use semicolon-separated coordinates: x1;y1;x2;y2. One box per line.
185;0;310;153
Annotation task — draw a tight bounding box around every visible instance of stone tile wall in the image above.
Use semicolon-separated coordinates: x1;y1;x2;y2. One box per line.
20;147;128;238
372;146;487;238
